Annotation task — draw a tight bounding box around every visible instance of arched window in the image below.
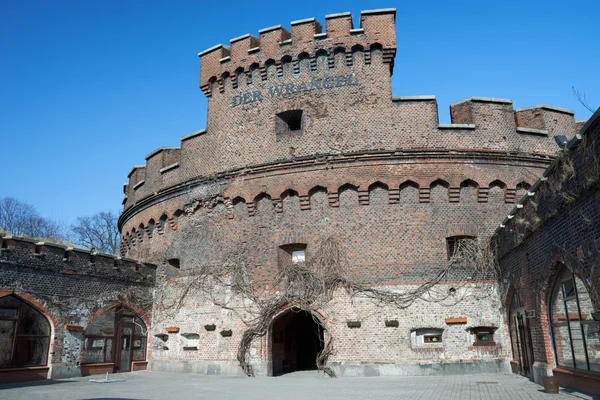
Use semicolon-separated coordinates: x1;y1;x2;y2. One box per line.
550;267;600;372
0;295;51;368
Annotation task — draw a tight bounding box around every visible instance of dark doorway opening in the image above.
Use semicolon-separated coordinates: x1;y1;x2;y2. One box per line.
271;309;324;376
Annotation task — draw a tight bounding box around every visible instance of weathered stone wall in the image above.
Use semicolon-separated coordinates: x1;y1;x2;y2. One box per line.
0;235;155;379
149;266;509;376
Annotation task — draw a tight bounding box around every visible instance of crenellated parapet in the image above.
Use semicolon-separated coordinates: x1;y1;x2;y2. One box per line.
0;233;156;283
198;9;396;97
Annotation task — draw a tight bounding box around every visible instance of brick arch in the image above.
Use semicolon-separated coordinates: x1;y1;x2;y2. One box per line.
253;191;275;203
308;185;328;210
264;58;277;79
234;66;246;88
86;300;151;330
269;304;328;330
459;179;479;203
541;246;599;310
0;290;57;370
429;178;450;188
297;52;311;73
278;188;298;199
0;289;58;331
502;283;524;314
332;46;347;67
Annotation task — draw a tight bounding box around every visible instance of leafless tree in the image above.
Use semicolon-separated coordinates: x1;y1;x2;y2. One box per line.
572;86;596;113
70;211;120;254
0;197;63;240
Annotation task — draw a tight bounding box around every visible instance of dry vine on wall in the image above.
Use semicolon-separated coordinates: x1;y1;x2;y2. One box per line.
154;234;498;378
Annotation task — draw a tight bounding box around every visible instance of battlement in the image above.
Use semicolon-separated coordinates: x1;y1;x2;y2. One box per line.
198;9;397;97
0;233;156;283
121;95;579;213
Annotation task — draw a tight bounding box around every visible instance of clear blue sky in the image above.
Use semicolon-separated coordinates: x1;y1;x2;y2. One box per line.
1;0;598;227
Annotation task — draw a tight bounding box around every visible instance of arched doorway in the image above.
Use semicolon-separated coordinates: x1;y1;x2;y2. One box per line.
271;308;324;376
508;290;534;378
82;305;148;375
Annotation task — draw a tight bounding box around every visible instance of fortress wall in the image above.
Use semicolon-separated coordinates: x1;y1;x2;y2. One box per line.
121;160;545;285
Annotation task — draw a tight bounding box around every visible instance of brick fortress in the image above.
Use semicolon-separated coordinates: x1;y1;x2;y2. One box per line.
2;8;597;392
118;8;588;379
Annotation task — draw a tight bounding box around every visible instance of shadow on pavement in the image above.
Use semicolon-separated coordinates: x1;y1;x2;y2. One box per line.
0;379;74;390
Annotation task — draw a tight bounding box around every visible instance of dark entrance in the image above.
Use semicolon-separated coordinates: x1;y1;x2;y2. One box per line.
271;309;324;376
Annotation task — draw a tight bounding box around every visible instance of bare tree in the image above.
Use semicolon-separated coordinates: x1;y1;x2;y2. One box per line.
572;86;596;113
70;211;120;254
0;197;63;240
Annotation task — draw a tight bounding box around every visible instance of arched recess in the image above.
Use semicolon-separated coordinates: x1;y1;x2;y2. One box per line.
297;52;310;73
159;213;169;234
254;193;273;217
399;180;419;204
351;44;365;66
265;59;277;79
249;62;260;83
333;46;346;68
308;186;328;211
220;71;231;92
338;183;359;208
488;180;506;203
315;49;328;72
82;304;148;374
234;67;246;88
430;179;450;203
269;307;326;376
369;181;389;206
280;55;293;76
0;293;52;373
232;196;247;219
460;179;479;203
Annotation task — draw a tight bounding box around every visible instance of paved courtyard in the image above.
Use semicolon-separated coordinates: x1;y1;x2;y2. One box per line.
0;371;597;400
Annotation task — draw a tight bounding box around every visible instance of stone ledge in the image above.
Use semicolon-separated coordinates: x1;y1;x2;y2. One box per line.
450;97;513;106
145;146;180;161
159;163;179;174
197;44;229;58
515;104;575;115
290;17;315;26
517;127;549;136
180;129;207;142
439;124;476;130
325;12;351;19
392;95;436;102
361;8;397;16
258;25;283;34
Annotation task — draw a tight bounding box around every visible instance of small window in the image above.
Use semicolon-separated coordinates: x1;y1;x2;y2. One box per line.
411;328;444;348
279;243;307;267
472;327;496;346
446;235;476;260
276;110;303;133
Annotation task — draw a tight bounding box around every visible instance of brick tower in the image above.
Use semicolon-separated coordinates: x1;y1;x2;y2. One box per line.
119;9;579;376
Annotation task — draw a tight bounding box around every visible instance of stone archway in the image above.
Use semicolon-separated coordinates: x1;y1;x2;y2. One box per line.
270;308;324;376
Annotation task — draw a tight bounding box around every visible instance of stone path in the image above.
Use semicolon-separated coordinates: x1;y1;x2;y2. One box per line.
0;370;597;400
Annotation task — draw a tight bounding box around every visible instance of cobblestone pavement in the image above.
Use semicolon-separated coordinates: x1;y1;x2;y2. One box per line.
0;371;596;400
